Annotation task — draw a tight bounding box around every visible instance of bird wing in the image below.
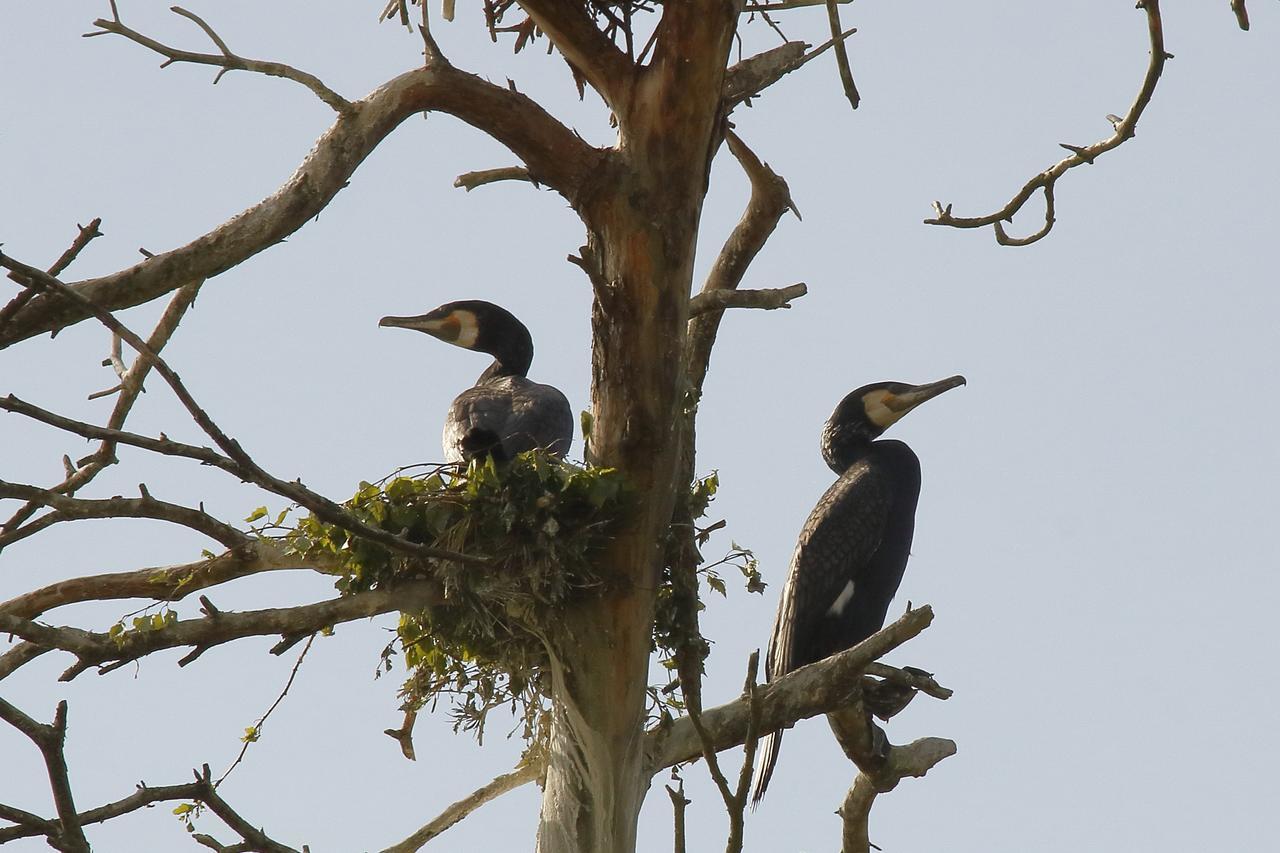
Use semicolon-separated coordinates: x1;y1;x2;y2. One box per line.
752;459;894;805
443;377;573;463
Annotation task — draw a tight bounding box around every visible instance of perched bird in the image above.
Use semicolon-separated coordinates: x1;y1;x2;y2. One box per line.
752;375;965;805
379;300;573;464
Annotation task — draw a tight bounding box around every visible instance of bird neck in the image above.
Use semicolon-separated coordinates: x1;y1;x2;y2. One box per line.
475;325;533;380
477;358;526;382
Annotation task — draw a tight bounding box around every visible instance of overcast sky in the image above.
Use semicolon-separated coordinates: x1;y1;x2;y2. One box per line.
3;3;1278;852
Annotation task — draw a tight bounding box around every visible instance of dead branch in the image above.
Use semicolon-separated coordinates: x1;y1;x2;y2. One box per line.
723;27;856;109
379;765;542;853
0;62;599;347
0;581;440;681
0;540;335;621
0;699;89;852
454;166;536;191
925;0;1169;246
688;283;807;317
85;4;353;113
687;131;797;396
746;0;854;10
666;780;690;853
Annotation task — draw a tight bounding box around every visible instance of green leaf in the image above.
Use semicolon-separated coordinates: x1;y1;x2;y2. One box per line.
244;506;268;523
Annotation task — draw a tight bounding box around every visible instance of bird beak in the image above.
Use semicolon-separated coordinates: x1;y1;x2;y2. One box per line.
378;311;461;342
885;375;967;413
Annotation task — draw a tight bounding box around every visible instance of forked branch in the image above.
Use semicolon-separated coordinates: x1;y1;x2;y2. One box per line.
925;0;1169;246
85;4;353;113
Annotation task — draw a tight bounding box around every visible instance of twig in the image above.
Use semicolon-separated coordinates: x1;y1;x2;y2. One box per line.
1230;0;1249;30
689;283;807;317
925;0;1169;245
453;166;537;191
85;5;352;113
666;779;690;853
379;765;541;853
746;0;854;10
214;635;315;787
824;0;860;109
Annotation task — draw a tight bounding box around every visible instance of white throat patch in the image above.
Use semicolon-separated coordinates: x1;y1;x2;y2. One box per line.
864;390;905;430
454;310;480;349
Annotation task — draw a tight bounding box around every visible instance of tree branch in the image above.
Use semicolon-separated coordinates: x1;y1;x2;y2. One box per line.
0;540;333;621
925;0;1168;246
0;59;599;347
0;479;250;550
688;283;807;318
453;166;536;192
379;765;541;853
722;27;856;109
0;581;440;681
0;699;90;852
1230;0;1249;30
0;762;301;851
0;218;102;335
836;734;956;853
648;605;942;774
86;4;353;113
686;130;797;396
514;1;632;109
2;281;201;534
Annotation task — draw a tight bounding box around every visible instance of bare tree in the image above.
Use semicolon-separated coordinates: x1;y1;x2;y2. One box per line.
0;2;1260;852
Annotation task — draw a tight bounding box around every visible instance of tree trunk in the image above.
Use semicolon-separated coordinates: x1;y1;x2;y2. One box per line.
535;8;740;851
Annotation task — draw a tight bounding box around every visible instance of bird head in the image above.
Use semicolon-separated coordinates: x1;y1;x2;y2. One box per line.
379;300;533;377
821;375;966;472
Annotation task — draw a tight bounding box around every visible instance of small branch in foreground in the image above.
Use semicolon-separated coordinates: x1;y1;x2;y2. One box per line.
453;166;536;191
666;779;690;853
85;5;352;113
689;283;807;317
723;27;856;109
925;0;1169;246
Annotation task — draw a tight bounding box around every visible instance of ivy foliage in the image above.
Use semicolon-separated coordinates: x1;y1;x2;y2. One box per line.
277;451;628;744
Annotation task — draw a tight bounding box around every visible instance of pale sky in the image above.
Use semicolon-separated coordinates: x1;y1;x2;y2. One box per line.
2;3;1278;852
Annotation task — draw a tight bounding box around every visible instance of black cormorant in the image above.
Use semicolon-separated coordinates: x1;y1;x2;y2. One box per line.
751;374;965;805
379;300;573;464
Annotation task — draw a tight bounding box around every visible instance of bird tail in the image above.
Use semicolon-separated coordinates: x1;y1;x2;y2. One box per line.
750;727;783;807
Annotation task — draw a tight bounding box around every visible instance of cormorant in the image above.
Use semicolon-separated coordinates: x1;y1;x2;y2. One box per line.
751;374;965;805
379;300;573;464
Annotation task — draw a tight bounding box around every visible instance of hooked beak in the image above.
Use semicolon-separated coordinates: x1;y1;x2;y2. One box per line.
885;375;967;413
378;311;460;342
